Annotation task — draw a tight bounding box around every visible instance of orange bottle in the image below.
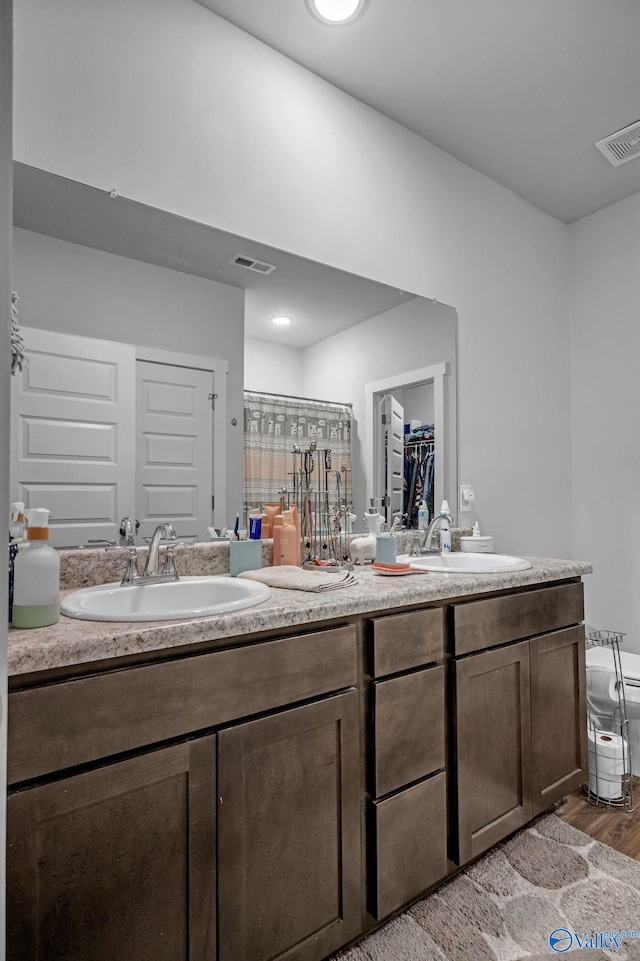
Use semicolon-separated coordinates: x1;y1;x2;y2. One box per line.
264;504;280;539
279;509;301;566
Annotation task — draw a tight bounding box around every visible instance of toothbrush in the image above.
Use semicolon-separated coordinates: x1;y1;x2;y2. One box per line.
233;513;239;539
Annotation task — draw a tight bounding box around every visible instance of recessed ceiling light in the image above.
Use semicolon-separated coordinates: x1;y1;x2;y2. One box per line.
306;0;369;25
272;315;293;327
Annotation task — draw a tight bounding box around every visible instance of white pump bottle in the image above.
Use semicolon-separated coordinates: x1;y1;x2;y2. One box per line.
438;500;452;553
12;508;60;629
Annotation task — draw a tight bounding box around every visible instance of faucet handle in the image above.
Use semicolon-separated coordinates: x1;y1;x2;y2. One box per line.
162;543;179;581
120;546;140;586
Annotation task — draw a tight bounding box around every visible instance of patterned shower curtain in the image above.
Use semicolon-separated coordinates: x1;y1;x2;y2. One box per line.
243;391;352;514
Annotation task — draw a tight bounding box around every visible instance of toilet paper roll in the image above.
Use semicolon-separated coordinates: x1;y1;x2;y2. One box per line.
586;664;618;718
589;728;626;759
588;729;626;800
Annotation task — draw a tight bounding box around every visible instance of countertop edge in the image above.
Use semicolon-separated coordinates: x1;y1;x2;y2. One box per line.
8;557;592;677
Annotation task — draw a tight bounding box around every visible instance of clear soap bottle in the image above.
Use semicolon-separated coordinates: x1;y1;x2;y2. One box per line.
12;508;60;629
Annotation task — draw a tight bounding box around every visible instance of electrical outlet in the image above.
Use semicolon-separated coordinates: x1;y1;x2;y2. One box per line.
459;485;475;512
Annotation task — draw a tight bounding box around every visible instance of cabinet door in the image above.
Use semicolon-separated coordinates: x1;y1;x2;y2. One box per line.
454;641;532;865
531;626;587;815
7;738;216;961
217;691;361;961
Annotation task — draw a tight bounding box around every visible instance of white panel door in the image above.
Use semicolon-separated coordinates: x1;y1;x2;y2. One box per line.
382;394;404;526
136;360;213;543
10;328;136;548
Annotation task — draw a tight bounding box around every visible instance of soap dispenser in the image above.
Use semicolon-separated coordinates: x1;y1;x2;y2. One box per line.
438;500;452;554
363;499;384;536
12;508;60;629
349;499;384;565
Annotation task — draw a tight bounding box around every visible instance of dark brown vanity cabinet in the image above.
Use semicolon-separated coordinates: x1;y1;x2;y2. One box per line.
6;578;589;960
7;626;362;961
8;738;218;961
367;607;448;920
453;639;533;864
217;692;361;961
451;582;586;865
530;624;587;814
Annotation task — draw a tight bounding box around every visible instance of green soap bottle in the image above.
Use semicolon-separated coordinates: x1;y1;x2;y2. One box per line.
12;508;60;629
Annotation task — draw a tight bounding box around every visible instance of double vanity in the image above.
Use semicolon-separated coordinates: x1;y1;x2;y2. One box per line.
7;549;590;961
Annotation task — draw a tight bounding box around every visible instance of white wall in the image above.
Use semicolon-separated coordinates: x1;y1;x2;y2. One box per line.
302;297;457;525
244;338;303;397
12;228;246;517
569;193;640;648
14;0;573;558
401;385;435;431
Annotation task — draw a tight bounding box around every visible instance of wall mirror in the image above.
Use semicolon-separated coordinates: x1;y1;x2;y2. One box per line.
12;163;458;546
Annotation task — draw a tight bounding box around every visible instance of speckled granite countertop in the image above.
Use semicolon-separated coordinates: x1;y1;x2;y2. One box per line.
9;556;591;677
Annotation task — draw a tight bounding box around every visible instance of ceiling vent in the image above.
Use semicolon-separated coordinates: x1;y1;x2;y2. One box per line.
230;254;277;275
595;120;640;167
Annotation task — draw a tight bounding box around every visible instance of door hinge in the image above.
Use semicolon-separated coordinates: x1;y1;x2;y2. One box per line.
208;392;218;409
212;495;215;510
382;495;390;507
381;413;389;425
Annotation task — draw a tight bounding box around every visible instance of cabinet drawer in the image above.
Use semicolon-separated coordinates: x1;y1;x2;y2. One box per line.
9;625;358;785
371;665;445;797
452;582;584;656
370;772;447;919
370;607;444;677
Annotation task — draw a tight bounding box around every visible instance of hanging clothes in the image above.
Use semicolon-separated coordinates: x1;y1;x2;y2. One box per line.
403;425;434;527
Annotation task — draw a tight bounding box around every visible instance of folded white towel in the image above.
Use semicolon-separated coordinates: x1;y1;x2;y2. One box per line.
238;565;356;593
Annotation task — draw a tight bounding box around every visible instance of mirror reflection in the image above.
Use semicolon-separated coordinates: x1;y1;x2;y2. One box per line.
12;164;457;547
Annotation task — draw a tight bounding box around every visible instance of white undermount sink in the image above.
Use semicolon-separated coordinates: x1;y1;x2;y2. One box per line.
396;552;532;574
61;575;272;622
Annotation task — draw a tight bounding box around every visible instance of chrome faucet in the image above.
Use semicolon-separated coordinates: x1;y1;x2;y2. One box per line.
120;522;179;586
119;516;139;547
420;507;455;555
143;523;179;579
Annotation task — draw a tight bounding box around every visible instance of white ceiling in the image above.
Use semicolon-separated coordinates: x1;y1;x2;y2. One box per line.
15;2;640;348
13;165;410;348
196;0;640;224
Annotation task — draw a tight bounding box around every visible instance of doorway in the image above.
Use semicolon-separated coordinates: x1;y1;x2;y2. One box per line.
365;363;448;528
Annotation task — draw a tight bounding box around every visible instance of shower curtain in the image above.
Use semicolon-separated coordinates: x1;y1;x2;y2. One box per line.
243;391;352;515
